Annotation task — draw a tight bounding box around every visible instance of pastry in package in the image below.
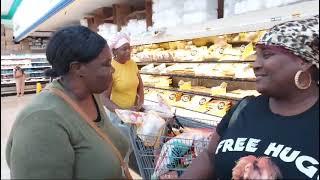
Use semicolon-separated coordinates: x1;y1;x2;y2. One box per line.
190;96;212;113
207;100;232;117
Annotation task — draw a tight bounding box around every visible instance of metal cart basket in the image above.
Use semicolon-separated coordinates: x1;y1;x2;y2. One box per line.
129;116;215;179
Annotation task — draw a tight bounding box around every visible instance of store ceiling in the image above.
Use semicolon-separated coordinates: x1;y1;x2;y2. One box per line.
1;0;22;19
36;0;144;31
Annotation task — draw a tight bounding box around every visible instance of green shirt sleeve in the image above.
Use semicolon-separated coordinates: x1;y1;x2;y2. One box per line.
7;110;75;179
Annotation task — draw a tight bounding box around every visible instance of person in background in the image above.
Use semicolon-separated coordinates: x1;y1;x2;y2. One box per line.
13;66;26;97
104;32;144;136
6;26;132;179
181;15;319;179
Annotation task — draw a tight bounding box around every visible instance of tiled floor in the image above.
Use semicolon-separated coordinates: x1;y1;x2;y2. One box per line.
1;94;141;179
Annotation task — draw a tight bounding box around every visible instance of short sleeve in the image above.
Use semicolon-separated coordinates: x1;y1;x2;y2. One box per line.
6;110;75;179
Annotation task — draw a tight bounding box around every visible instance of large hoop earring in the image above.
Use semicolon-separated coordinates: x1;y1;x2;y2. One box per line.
294;70;312;90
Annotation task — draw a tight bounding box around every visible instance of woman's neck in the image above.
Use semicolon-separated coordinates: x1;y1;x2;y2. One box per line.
114;58;128;64
269;84;319;116
59;76;91;102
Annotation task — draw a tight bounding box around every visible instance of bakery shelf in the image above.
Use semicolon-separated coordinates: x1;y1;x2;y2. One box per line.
140;72;256;82
144;85;242;101
144;98;223;120
136;59;255;65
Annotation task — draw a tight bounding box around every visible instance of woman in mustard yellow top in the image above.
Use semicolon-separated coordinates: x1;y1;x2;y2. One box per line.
104;33;144;136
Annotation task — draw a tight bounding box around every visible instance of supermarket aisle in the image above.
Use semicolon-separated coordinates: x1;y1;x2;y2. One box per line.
1;94;35;179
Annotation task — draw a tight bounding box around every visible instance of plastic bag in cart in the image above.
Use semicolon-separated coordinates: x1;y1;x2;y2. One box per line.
115;109;144;125
116;109;168;147
136;111;167;147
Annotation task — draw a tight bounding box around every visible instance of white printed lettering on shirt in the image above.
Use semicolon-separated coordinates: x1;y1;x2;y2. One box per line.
222;139;234;152
216;140;226;154
295;155;319;178
264;143;284;157
279;147;301;162
245;138;260;152
233;138;247;151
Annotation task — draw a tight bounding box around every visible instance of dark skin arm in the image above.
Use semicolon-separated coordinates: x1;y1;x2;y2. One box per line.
131;73;144;111
180;129;220;179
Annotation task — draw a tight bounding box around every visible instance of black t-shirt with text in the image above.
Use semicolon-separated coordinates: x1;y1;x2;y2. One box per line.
214;96;319;179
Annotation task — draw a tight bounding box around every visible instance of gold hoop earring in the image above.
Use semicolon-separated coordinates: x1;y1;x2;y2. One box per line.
294;70;312;90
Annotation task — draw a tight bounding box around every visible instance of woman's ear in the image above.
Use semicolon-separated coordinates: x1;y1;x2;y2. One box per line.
69;61;83;76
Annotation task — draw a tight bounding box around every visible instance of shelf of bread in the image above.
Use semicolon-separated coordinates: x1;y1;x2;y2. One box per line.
132;32;259;63
143;99;222;127
140;61;256;82
144;84;260;101
144;87;235;119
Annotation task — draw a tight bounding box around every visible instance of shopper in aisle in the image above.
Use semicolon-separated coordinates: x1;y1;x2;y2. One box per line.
13;66;26;97
103;32;144;136
6;26;133;179
181;16;319;179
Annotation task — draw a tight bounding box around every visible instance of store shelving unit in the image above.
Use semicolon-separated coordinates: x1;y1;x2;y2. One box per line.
126;0;318;123
1;54;51;96
140;72;256;82
136;59;255;66
144;85;242;101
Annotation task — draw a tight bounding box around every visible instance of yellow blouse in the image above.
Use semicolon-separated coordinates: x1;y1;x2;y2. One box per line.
111;59;139;109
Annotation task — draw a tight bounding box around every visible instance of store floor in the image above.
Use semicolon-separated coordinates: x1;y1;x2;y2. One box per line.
1;94;141;179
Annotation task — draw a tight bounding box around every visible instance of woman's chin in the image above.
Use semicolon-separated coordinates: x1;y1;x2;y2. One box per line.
255;85;267;94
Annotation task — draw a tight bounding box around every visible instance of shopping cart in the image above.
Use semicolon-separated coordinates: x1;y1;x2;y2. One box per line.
129;115;215;179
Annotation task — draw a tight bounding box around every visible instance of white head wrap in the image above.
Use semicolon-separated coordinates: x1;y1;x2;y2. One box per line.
109;32;130;50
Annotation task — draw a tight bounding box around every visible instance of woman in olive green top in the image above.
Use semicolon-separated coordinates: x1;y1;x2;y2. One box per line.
6;26;130;179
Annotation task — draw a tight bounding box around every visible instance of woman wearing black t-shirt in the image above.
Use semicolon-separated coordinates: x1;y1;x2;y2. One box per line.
181;16;319;179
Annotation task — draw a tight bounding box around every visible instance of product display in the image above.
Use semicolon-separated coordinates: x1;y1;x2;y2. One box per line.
1;54;51;95
132;31;264;63
144;88;234;118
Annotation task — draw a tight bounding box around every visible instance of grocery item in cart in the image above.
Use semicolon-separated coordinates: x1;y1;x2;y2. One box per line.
136;111;167;147
114;109;144;125
159;171;179;179
152;133;194;178
152;129;213;178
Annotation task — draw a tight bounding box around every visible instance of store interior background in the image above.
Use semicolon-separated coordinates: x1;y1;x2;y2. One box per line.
1;0;319;179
